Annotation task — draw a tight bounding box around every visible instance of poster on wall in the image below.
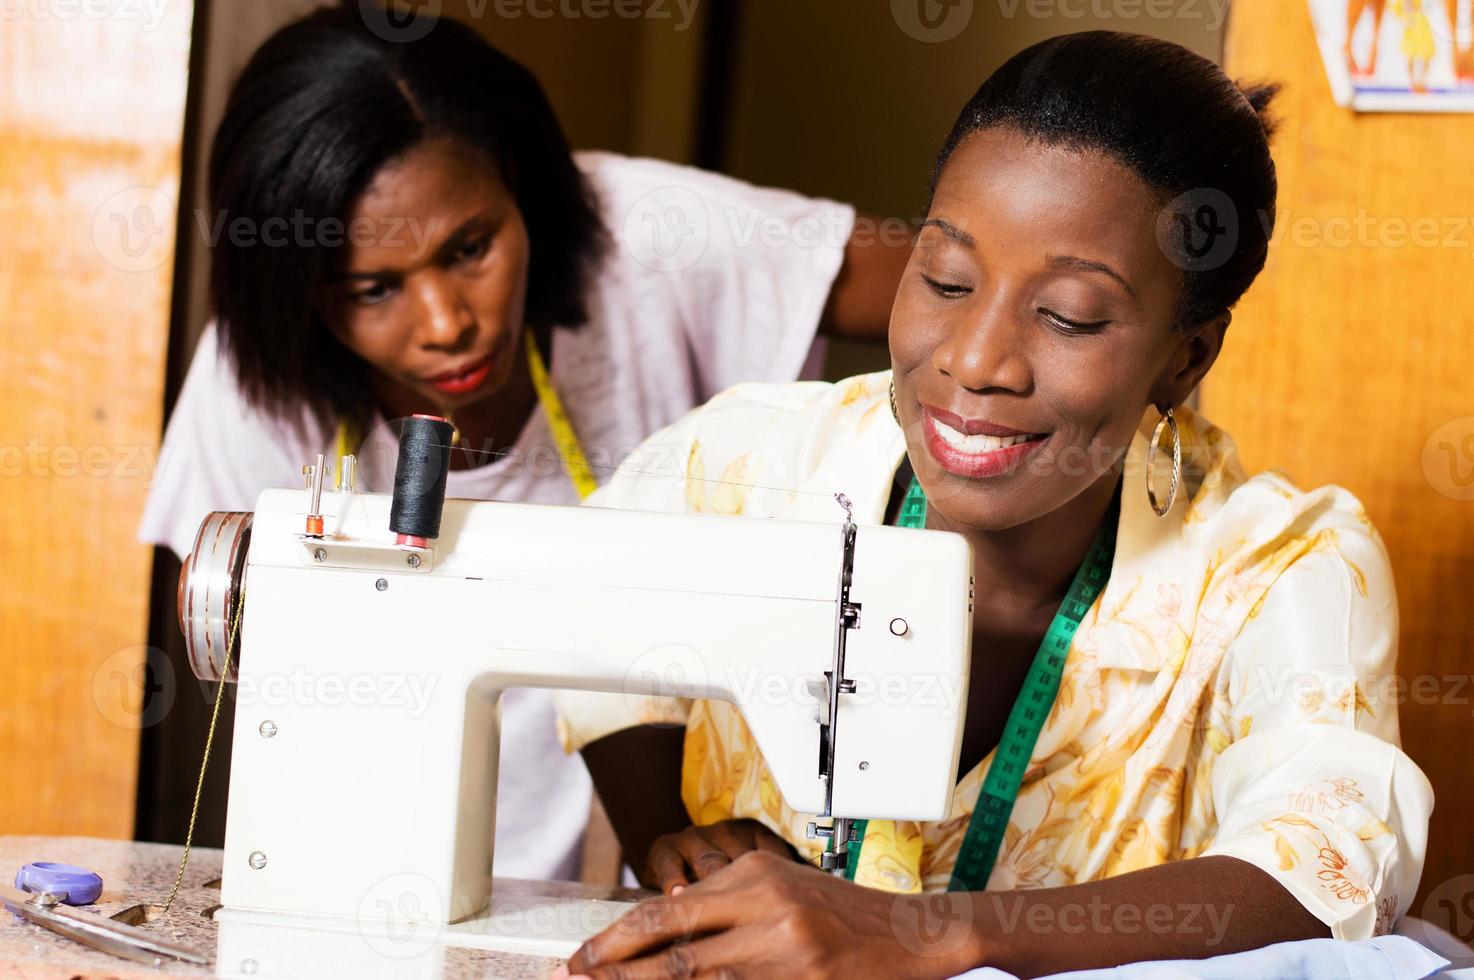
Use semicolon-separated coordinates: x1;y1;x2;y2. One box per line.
1310;0;1474;110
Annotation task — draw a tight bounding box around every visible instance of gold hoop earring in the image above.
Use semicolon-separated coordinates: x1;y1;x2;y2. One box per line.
1146;407;1181;517
889;378;900;425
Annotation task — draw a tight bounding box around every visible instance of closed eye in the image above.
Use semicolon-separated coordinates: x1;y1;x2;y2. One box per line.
922;274;971;298
1040;308;1111;333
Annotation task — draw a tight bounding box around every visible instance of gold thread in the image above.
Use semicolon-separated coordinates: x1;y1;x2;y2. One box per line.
160;577;246;915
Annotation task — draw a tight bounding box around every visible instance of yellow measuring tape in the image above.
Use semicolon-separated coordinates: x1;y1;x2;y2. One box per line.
335;327;597;501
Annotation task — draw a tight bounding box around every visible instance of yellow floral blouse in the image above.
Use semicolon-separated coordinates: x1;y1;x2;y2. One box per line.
555;371;1432;942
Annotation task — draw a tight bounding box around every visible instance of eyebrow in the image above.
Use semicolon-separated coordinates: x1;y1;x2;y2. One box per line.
922;217;1137;298
920;218;976;247
334;210;494;282
1046;254;1136;298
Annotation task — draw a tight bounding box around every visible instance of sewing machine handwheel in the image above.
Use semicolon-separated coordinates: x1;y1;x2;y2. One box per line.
178;510;252;683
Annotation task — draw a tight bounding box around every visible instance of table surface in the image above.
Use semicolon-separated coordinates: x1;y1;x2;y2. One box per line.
0;835;639;980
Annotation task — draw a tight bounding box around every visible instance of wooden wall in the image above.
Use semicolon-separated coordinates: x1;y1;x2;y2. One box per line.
720;1;1226;379
0;3;193;833
1213;0;1474;908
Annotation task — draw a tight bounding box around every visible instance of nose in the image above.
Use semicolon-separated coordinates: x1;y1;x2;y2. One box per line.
931;288;1033;395
409;269;475;351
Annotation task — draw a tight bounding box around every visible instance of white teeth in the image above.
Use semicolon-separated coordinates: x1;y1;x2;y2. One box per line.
933;418;1036;454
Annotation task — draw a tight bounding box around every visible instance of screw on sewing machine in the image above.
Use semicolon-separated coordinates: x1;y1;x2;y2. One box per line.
258;721;277;739
248;852;267;870
859;761;870;770
406;554;422;568
375;578;389;591
313;548;326;563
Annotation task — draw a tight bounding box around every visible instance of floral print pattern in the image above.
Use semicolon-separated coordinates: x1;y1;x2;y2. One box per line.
555;372;1433;941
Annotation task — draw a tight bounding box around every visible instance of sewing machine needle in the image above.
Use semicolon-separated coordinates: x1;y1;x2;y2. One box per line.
1;883;209;966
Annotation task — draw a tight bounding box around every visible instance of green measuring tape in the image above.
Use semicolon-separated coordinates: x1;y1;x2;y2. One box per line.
843;475;1118;891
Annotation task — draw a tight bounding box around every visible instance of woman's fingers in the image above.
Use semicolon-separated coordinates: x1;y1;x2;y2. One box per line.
582;931;756;980
644;835;692;895
644;821;799;895
568;892;735;976
676;830;735;881
645;828;736;894
705;820;794;866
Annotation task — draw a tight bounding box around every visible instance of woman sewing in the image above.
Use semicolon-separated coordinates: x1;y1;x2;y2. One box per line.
138;8;908;884
556;31;1433;978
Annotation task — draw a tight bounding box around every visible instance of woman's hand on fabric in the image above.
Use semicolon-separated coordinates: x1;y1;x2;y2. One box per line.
642;819;798;895
564;850;982;980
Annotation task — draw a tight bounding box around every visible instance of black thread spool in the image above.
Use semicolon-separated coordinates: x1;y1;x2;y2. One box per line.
390;414;455;547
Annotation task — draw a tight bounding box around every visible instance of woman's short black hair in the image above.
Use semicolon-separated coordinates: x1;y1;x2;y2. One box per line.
932;31;1278;330
208;5;607;426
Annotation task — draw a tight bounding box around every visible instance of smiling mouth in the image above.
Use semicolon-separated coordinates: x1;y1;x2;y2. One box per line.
931;418;1046;454
921;411;1048;478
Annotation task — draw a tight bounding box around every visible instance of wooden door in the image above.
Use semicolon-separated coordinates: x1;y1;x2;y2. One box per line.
1213;0;1474;912
0;3;194;834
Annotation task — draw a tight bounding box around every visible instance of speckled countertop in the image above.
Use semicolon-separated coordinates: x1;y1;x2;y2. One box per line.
0;836;646;980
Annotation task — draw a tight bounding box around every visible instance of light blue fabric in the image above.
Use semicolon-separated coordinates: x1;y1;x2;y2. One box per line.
954;935;1455;980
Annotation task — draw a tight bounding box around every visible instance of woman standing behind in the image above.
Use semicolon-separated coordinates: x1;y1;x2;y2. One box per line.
139;7;907;882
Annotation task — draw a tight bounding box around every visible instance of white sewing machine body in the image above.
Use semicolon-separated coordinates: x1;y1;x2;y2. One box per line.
182;483;972;960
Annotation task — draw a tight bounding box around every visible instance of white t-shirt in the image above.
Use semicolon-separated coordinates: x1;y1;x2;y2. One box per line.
138;151;856;882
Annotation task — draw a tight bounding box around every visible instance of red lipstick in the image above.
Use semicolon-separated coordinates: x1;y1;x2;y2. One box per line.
920;405;1046;479
427;355;493;397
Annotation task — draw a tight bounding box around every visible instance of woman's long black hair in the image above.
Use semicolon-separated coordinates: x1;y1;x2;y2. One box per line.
208;5;607;427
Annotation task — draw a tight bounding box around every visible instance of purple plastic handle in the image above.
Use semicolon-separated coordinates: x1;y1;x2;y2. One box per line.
14;862;103;906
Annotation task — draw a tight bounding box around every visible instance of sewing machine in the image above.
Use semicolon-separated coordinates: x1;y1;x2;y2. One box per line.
176;437;973;966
